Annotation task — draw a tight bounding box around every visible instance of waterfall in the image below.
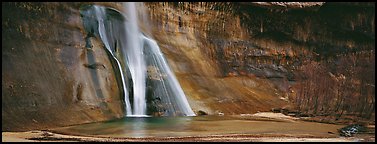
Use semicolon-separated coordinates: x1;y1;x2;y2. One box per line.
86;3;195;117
124;2;147;116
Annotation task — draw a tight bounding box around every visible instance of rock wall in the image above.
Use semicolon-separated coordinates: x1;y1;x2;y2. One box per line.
2;2;374;131
2;2;125;131
143;2;374;115
144;2;292;115
145;2;374;79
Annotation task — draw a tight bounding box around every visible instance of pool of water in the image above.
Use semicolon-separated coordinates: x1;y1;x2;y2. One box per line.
53;115;345;138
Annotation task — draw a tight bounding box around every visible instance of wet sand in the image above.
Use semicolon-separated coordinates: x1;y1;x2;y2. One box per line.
2;131;371;142
2;113;375;142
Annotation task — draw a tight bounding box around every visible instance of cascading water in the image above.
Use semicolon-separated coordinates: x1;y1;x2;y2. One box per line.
82;3;195;117
124;3;147;116
142;35;196;116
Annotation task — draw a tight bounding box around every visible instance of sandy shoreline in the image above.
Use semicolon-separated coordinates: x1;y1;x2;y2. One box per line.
2;131;372;142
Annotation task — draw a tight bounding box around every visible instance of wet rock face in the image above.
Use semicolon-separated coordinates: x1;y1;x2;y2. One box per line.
2;2;124;131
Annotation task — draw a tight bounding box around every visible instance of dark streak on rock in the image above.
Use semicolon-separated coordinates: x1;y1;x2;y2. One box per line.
83;63;106;69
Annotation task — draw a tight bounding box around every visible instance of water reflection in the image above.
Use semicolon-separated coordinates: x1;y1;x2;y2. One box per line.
122;116;195;137
67;116;195;138
126;117;147;137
